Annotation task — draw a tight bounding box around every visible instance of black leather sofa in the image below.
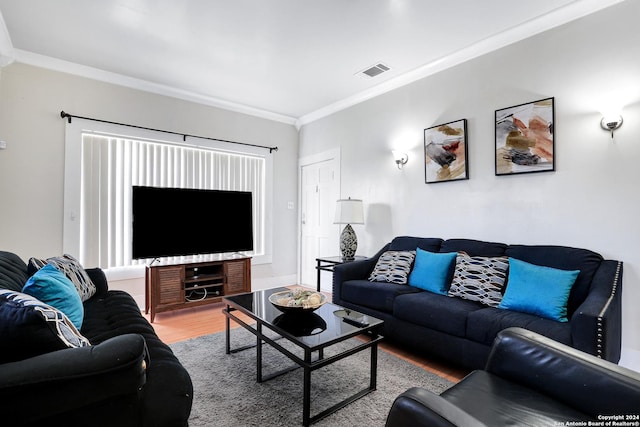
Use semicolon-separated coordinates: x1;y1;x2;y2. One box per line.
0;251;193;426
386;327;640;426
333;236;623;370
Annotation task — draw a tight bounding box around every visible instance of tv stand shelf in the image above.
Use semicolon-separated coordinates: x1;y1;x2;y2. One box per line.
145;255;251;322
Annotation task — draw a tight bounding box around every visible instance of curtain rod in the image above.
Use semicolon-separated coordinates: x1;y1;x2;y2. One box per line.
60;111;278;153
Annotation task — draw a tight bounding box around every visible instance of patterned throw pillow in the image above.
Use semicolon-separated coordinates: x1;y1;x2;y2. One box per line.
368;251;416;284
28;254;96;301
448;252;509;307
0;290;91;364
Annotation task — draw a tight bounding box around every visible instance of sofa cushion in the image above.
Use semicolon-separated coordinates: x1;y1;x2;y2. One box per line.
82;289;179;363
394;291;484;337
441;239;508;257
448;253;509;307
28;254;97;301
389;236;443;252
0;251;30;292
82;290;156;342
408;248;457;295
466;306;571;346
0;289;91;363
341;279;421;313
85;268;110;298
368;251;415;284
505;245;603;316
498;258;579;322
23;264;85;329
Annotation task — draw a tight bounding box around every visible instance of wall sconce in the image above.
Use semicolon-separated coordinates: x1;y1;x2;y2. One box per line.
392;150;408;169
601;115;623;138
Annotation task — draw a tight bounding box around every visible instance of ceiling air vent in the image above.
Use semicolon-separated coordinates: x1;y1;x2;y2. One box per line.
358;62;391;78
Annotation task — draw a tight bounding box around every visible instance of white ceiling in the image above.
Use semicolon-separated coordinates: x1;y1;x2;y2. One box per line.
0;0;624;126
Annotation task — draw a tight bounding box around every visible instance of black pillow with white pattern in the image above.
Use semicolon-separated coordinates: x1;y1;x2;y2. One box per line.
0;290;91;364
448;252;509;307
28;254;96;301
368;250;416;285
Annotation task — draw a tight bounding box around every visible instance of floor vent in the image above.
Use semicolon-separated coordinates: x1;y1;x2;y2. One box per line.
358;62;391;78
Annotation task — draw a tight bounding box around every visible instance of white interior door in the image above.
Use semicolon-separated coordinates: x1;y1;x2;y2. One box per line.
299;154;339;291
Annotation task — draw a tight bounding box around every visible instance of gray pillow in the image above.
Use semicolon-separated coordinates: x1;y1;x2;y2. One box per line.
448;252;509;307
368;251;416;285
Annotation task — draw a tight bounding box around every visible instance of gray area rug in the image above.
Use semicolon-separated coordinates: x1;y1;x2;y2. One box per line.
170;327;453;427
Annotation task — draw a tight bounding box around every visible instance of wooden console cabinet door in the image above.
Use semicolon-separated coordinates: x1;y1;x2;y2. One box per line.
149;265;184;322
224;259;250;294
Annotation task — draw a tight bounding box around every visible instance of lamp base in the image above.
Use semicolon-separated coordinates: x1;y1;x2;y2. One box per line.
340;224;358;260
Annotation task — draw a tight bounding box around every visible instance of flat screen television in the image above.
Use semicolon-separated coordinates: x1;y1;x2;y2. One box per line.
132;186;254;259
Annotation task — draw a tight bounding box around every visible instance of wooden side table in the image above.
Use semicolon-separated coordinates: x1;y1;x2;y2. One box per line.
315;255;368;291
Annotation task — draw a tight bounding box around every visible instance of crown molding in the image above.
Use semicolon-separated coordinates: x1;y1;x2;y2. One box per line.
296;0;626;128
12;49;297;126
3;0;625;128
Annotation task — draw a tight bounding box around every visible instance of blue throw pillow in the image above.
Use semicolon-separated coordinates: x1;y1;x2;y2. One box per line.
408;248;457;295
23;264;84;329
498;258;580;322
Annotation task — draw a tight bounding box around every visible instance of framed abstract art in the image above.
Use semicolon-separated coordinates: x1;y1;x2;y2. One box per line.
495;97;555;176
424;119;468;184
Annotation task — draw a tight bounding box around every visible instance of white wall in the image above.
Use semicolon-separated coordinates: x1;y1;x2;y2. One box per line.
0;62;299;294
299;1;640;367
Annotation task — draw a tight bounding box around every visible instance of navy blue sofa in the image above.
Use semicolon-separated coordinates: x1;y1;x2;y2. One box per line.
332;236;623;370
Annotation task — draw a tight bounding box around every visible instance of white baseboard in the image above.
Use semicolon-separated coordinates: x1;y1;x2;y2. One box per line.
251;274;297;291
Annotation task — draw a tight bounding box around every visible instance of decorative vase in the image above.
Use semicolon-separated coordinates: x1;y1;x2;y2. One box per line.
340;224;357;260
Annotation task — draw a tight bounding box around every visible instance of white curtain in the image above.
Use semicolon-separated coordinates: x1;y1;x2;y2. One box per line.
80;134;265;268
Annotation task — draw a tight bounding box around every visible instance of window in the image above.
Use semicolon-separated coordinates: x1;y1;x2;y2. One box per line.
63;120;272;270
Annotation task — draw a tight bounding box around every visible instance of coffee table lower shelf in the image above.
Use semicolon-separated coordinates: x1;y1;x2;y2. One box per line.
223;303;383;426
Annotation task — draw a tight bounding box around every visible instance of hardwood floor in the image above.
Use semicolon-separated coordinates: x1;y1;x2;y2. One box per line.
144;302;468;383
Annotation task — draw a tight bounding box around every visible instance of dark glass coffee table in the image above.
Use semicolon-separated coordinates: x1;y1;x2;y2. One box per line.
223;287;384;426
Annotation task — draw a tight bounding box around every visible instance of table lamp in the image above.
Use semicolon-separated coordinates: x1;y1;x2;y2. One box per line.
334;198;364;260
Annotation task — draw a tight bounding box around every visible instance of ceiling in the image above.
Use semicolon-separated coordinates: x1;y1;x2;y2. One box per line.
0;0;624;126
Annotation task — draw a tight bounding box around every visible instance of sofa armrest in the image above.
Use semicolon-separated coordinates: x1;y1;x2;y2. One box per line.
486;327;640;417
86;267;109;297
332;245;388;305
571;260;623;362
332;243;391;304
0;333;148;424
332;259;377;304
385;387;487;427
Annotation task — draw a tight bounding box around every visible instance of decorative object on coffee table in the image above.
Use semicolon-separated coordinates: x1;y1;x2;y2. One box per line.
269;289;327;313
333;198;364;260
